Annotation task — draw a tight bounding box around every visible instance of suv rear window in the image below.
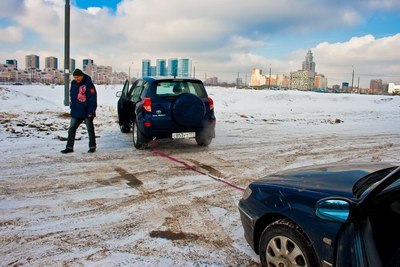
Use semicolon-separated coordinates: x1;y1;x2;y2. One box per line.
155;81;207;98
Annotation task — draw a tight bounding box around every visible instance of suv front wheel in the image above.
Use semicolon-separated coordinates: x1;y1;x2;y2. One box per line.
133;119;148;149
120;122;131;133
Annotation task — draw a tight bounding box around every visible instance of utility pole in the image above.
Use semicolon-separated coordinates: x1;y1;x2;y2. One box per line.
358;76;360;94
268;64;271;88
237;72;239;88
245;74;247;87
351;65;354;92
64;0;70;106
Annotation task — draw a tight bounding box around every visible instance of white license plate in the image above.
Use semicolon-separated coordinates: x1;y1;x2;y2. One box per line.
172;132;196;139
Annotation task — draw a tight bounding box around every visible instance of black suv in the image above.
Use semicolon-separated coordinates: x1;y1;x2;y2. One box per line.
117;77;216;149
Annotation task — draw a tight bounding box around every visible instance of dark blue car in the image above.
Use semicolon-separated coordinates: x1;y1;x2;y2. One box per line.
238;163;400;267
117;77;216;149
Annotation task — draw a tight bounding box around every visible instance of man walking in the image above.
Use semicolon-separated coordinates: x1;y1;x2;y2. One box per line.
61;69;97;153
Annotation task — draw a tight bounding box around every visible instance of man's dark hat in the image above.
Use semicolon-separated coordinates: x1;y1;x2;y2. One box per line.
73;69;84;76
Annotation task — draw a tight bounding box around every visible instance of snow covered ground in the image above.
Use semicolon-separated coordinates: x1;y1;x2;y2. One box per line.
0;84;399;266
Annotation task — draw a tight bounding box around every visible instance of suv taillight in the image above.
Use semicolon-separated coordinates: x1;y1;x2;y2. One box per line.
208;97;214;110
143;98;152;112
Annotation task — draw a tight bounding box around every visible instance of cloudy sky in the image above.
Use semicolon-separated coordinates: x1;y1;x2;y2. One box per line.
0;0;399;87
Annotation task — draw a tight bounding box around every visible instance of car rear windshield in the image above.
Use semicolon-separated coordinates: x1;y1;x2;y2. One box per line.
155;81;207;98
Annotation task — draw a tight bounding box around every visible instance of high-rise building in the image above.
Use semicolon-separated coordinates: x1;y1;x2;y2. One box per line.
150;66;157;77
168;58;178;76
370;79;383;90
290;70;315;90
25;54;39;69
251;68;263;86
45;56;58;70
142;59;151;77
315;74;328;90
6;59;17;69
388;83;400;94
290;50;318;90
70;58;76;72
302;50;316;73
178;58;192;77
83;59;94;71
205;77;218;85
156;59;166;76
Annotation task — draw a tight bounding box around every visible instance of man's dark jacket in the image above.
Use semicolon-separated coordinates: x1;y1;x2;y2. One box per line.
70;74;97;118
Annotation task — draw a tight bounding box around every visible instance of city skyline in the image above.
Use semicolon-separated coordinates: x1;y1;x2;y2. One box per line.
142;58;192;78
0;0;399;87
0;54;127;84
1;52;398;93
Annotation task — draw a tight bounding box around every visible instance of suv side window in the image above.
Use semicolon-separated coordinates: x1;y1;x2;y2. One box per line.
185;82;206;97
130;80;145;102
127;80;139;97
121;80;130;97
140;82;148;98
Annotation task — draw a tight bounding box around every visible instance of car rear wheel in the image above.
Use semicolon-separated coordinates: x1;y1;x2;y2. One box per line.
133;119;148;149
259;219;320;267
195;134;212;146
120;122;131;133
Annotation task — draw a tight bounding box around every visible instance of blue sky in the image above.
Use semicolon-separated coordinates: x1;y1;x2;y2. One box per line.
0;0;399;86
73;0;120;12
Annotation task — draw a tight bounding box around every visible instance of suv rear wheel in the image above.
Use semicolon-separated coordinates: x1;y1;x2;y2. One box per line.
133;119;148;149
195;134;212;146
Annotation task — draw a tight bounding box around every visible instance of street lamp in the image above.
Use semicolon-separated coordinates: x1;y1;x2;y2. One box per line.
268;64;271;88
128;61;133;82
64;0;70;106
193;61;197;78
351;65;355;93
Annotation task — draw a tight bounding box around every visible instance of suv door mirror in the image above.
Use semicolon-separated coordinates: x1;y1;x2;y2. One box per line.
116;91;122;98
315;199;351;223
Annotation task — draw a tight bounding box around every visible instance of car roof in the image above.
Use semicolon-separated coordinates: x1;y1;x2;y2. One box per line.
143;76;203;83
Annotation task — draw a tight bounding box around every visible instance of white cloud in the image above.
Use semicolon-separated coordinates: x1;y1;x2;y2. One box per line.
361;0;400;10
200;34;400;86
85;7;102;15
15;0;64;44
297;34;400;86
1;0;399;86
314;34;400;65
0;0;25;18
0;26;24;43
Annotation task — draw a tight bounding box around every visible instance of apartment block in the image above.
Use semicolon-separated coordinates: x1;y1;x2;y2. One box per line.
25;54;39;69
45;56;58;70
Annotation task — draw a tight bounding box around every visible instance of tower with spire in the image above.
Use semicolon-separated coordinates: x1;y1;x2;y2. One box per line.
302;50;316;72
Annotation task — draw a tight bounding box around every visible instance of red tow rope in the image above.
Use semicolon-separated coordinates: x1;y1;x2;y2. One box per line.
150;139;246;192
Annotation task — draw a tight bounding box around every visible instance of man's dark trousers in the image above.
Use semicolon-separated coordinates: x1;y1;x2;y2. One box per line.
66;117;96;149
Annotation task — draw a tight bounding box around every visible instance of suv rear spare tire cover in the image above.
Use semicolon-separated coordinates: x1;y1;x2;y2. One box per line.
172;93;206;127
